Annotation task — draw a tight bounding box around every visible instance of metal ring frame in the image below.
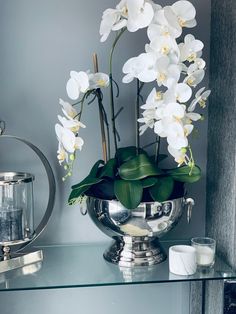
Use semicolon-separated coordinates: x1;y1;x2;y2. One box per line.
0;135;56;252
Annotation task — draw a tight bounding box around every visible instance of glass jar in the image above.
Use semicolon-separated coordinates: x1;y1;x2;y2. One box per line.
0;172;35;245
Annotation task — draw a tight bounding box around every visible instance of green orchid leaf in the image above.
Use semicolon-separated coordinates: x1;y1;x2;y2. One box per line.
114;179;143;209
141;177;159;188
167;165;201;183
115;146;147;165
89;180;115;200
119;154;163;181
98;158;117;179
89;160;104;178
149;176;174;202
71;176;102;193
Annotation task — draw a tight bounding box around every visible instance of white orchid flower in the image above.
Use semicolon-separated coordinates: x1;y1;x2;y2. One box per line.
57;143;69;165
100;8;122;42
184;58;206;76
58;115;86;133
138;88;165;134
184;68;205;87
148;8;181;40
100;0;154;42
155;56;181;88
179;34;204;62
138;110;156;135
74;137;84;151
161;102;186;120
122;52;157;83
125;0;154;32
166;121;188;149
154;102;189;149
59;99;77;119
66;71;89;100
188;87;211;112
195;58;206;70
185;112;202;122
55;124;84;153
138;88;164;134
168;145;188;166
141;88;164;110
155;118;188;149
171;0;196;28
165;83;192;103
89;73;110;89
149;36;180;64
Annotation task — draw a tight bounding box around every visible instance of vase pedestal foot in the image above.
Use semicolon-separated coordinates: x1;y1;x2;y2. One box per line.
104;236;167;267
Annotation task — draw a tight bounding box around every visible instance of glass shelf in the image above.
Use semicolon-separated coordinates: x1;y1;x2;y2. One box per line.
0;240;235;292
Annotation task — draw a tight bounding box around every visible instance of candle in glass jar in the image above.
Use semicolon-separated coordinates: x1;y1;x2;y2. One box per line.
0;208;23;242
195;246;215;266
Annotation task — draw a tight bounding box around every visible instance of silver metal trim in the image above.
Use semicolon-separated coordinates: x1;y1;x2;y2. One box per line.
0;172;35;185
0;250;43;274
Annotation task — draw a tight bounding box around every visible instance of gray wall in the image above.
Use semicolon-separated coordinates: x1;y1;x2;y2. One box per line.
206;0;236;313
0;0;211;313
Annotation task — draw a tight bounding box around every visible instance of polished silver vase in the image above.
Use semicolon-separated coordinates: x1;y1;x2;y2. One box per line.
87;197;194;267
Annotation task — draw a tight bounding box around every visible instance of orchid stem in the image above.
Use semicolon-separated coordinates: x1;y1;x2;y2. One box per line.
155;136;161;165
93;53;108;163
109;28;126;153
136;79;140;154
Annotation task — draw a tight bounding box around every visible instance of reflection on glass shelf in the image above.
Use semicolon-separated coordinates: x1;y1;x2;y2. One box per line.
0;240;235;292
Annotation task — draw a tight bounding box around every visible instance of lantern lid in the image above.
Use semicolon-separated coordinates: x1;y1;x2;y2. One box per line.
0;172;35;185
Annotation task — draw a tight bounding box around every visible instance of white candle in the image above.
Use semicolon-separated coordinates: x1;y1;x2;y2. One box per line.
195;246;215;266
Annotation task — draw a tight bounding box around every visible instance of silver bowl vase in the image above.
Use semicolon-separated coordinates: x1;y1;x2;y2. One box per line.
87;197;194;267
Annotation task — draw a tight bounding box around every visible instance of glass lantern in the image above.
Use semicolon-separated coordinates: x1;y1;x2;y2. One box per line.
0;172;35;245
0;131;55;273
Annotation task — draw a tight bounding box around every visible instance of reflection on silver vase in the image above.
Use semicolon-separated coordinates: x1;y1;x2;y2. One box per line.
87;197;194;267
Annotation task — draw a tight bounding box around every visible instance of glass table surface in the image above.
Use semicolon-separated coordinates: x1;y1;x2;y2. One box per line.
0;240;235;292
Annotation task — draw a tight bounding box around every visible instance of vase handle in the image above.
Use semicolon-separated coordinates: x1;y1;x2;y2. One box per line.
184;198;195;224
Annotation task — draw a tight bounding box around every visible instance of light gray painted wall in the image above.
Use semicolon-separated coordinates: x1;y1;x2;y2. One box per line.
0;0;211;313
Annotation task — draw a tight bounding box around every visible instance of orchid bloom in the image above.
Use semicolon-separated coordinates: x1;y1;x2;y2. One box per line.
179;34;204;63
155;56;181;88
188;87;211;112
57;143;69;165
100;9;122;42
194;58;206;70
168;146;188;166
138;88;164;134
155;118;188;149
59;99;77;119
122;52;157;83
55;124;84;154
58;115;86;133
100;0;154;42
148;8;181;40
88;72;110;89
171;0;196;28
66;71;89;100
165;83;192;103
149;35;180;64
184;68;205;87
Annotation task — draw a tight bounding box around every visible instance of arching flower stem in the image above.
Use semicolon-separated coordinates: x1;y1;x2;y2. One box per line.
109;28;126;153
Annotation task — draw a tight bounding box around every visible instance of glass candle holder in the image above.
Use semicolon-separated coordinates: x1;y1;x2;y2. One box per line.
0;172;35;245
191;237;216;269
